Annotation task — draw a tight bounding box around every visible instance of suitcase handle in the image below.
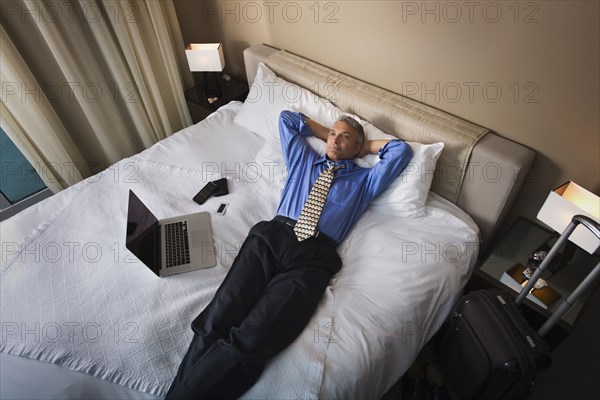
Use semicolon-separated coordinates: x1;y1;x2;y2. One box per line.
515;215;600;337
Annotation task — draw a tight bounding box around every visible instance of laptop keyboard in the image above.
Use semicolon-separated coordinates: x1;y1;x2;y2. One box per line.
165;221;191;268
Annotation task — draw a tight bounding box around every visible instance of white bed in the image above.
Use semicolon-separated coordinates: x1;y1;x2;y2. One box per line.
0;45;533;399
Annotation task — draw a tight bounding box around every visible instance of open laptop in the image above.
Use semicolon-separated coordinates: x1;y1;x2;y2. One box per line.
125;190;216;276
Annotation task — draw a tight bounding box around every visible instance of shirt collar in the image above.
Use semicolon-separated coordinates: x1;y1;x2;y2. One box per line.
313;155;357;173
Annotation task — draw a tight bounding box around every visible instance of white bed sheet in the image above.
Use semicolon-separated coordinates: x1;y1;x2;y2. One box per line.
0;102;479;399
1;103;263;248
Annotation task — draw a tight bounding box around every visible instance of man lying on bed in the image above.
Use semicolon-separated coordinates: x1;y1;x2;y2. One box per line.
166;110;413;399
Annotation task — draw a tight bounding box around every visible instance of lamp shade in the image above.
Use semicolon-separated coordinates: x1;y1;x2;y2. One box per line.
537;181;600;254
185;43;225;72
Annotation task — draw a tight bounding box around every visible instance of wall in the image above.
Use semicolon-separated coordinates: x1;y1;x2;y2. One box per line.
174;0;599;239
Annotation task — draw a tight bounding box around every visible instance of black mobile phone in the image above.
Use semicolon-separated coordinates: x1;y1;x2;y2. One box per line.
193;181;218;205
213;178;229;197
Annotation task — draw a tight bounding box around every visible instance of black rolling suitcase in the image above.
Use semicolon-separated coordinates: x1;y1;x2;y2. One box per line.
437;215;600;400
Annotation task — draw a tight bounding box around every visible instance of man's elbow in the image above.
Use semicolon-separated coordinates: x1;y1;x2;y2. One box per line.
278;110;293;130
279;109;296;123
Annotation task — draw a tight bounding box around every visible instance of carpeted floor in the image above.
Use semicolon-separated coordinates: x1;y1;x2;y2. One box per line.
527;283;600;400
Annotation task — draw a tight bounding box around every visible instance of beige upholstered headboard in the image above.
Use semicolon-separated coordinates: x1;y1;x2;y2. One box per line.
243;44;535;251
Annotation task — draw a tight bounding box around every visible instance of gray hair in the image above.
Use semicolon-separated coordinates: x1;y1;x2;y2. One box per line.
337;116;365;144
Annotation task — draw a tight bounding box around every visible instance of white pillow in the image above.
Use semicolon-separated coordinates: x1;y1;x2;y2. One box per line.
239;62;344;176
370;141;444;218
240;63;444;218
339;121;445;218
233;63;343;141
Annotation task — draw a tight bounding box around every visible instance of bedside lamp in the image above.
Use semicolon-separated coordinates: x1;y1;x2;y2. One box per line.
517;213;600;337
185;43;225;104
513;182;599;315
537;181;600;254
515;182;599;337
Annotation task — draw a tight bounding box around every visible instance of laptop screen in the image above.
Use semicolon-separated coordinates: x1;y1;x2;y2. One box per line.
126;190;161;274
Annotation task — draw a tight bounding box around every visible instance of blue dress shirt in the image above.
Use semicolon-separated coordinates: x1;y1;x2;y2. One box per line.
276;110;413;243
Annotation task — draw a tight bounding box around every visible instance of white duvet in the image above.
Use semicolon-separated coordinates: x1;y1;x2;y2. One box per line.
0;102;478;399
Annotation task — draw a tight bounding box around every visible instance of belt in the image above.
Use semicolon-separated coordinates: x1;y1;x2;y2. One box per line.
273;216;337;247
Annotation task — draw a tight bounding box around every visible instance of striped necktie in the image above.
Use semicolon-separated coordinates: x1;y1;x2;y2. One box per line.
294;163;344;241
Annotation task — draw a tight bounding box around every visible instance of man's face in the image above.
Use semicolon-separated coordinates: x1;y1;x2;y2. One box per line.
326;121;362;162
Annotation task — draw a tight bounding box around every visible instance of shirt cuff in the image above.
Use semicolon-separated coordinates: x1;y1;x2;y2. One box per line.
378;139;401;159
297;112;313;137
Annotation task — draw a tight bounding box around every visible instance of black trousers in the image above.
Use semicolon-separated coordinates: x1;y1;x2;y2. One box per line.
165;218;342;399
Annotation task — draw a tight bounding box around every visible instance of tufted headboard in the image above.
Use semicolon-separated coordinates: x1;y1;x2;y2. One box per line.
243;44;535;251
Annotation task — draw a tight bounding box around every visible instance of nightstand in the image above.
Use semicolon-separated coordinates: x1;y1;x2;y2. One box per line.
185;73;249;124
467;217;600;348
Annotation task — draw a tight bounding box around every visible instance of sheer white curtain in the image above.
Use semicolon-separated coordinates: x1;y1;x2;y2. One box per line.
0;0;192;191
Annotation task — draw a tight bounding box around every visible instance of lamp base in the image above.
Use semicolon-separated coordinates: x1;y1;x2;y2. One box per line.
203;71;222;104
